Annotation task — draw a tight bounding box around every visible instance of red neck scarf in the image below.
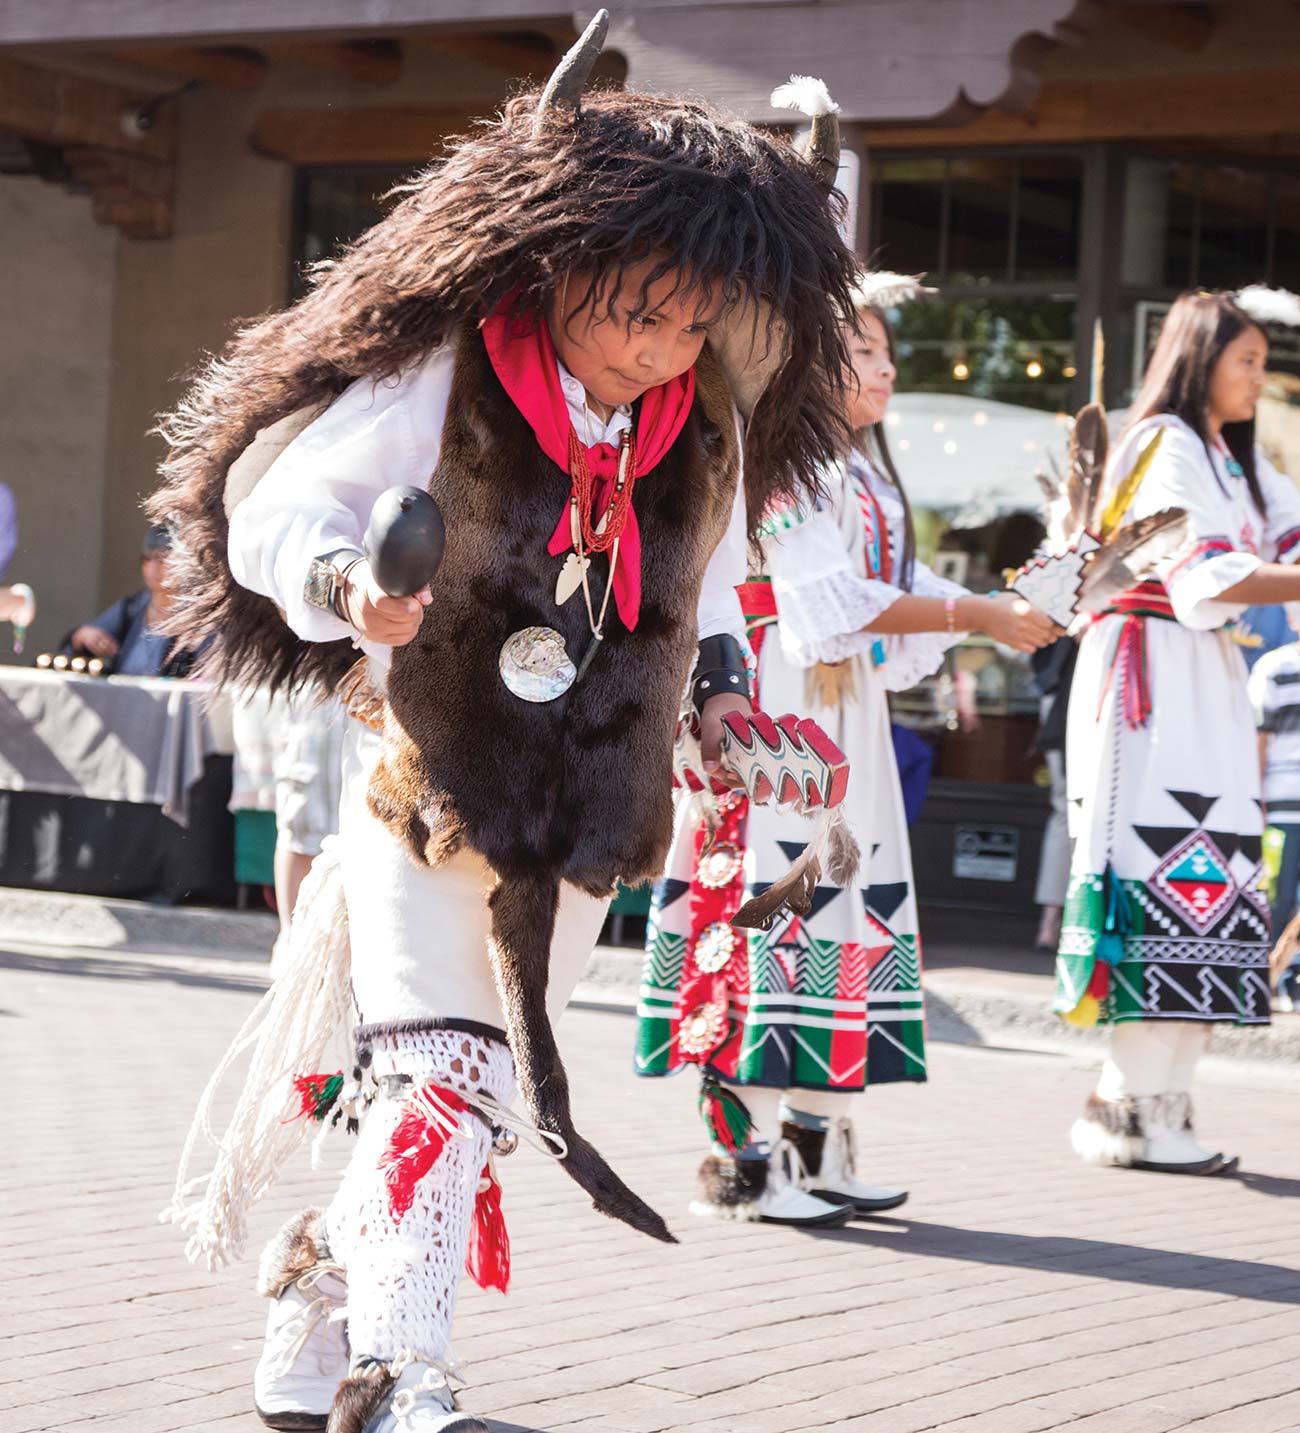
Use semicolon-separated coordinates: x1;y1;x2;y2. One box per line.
480;302;696;630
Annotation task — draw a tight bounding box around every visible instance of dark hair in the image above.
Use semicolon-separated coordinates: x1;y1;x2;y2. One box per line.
141;524;171;557
1127;289;1269;514
851;304;916;587
150;87;857;690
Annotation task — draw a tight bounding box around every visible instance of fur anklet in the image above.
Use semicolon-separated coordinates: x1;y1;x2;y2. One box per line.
258;1206;330;1299
689;1154;766;1222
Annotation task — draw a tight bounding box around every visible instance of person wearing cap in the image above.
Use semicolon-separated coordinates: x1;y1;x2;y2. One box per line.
64;526;199;677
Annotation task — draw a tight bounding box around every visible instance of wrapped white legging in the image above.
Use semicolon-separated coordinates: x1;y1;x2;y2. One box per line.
327;1028;516;1365
723;1085;853;1152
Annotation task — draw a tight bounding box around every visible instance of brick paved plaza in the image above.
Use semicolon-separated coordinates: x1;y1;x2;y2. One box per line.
4;942;1300;1432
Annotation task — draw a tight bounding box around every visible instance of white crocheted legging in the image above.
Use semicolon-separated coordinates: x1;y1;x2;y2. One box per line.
327;1028;516;1366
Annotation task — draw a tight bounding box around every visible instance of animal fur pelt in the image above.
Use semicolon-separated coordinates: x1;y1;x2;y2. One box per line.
362;328;739;1242
149;64;859;1248
147;87;858;692
326;1366;395;1433
690;1152;767;1221
257;1206;329;1299
780;1119;829;1178
1071;1093;1143;1168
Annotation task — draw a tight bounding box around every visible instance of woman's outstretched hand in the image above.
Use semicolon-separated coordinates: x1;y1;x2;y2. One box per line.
971;593;1062;653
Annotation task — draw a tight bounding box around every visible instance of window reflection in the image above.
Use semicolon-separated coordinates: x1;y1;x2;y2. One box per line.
292;165;409;296
946;156;1015;283
1015;155;1082;281
874;157;945;277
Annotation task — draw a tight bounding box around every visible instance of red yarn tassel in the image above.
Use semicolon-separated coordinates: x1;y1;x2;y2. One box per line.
378;1085;469;1225
465;1162;510;1293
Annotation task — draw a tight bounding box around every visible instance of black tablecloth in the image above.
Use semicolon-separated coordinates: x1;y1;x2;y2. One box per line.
0;754;236;903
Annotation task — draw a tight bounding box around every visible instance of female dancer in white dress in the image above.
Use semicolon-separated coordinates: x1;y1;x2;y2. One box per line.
1059;290;1300;1174
637;275;1060;1225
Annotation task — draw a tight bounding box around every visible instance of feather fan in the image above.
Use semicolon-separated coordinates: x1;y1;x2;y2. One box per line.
1075;508;1188;615
1067;402;1108;536
1011;405;1188;628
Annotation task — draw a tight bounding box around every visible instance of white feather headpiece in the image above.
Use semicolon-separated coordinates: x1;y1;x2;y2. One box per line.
770;75;840;118
1236;284;1300;329
850;271;936;311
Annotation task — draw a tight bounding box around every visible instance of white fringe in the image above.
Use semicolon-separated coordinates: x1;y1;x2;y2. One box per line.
770;76;840;118
159;842;354;1270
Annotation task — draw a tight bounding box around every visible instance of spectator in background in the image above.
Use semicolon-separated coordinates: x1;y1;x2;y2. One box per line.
64;526;204;677
1031;636;1077;952
1248;605;1300;1010
1237;602;1294;670
0;481;17;580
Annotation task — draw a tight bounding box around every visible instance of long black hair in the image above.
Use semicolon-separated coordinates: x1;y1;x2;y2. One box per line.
1127;289;1268;515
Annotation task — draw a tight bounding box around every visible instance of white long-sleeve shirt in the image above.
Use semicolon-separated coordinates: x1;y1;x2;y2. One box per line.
227;343;749;674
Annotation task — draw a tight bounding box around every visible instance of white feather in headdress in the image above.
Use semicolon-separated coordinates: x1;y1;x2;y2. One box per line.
850;271;937;311
770;75;840;117
1236;284;1300;329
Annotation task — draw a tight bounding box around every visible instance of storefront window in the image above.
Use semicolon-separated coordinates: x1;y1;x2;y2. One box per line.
889;295;1076;413
1271;173;1300;292
1198;164;1272;290
291;165;409;296
872;152;1082;285
870;156;1082;789
873;157;944;277
1121;154;1297;293
946;156;1016;283
1015;155;1083;281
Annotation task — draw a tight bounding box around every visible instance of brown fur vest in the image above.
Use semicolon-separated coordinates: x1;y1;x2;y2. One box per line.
367;323;739;895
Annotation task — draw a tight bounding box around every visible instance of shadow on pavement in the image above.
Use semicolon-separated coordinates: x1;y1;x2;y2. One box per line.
1235;1170;1300;1199
0;946;267;996
816;1217;1300;1303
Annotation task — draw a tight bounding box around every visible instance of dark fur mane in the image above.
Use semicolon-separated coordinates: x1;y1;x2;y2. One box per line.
148;87;856;691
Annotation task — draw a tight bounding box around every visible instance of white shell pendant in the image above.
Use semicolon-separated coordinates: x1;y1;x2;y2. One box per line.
555;552;590;606
499;626;577;702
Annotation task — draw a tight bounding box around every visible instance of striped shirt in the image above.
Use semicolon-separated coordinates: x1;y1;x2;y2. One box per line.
1249;640;1300;818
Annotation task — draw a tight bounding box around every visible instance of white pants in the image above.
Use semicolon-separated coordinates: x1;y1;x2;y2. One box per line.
337;719;611;1030
1096;1021;1210;1100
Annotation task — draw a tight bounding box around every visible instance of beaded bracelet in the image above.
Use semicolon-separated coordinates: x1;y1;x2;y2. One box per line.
944;596;957;635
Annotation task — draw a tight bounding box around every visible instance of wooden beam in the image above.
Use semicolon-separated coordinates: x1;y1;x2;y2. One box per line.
1115;1;1217;52
863;69;1300;147
252;105;476;165
0;54;173;160
63;146;173;238
410;31;557;81
279;39;403;87
107;44;267;92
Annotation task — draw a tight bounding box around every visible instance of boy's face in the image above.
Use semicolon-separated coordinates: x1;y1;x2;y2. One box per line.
548;255;719;410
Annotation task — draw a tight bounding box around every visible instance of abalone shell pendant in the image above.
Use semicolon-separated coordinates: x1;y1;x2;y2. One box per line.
499;625;576;702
